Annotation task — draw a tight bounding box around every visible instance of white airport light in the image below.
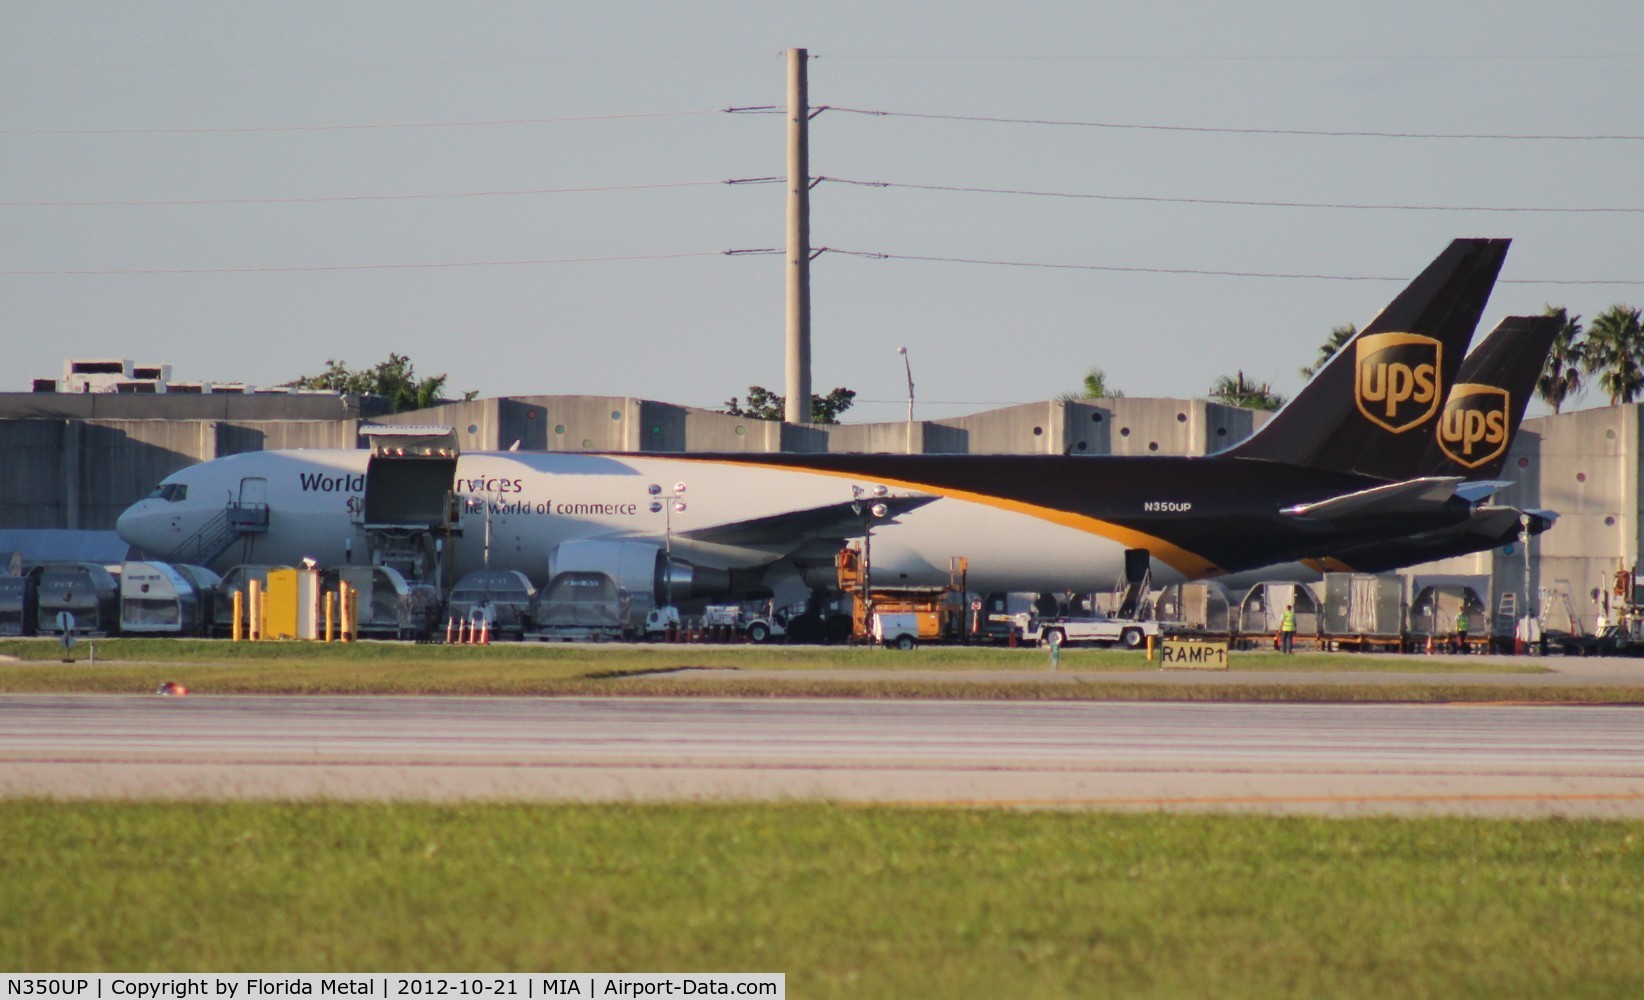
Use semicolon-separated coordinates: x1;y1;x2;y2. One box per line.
646;481;688;606
848;485;890;631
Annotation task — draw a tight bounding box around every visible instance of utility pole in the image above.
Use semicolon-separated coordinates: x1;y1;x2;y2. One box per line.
898;346;915;454
784;47;812;425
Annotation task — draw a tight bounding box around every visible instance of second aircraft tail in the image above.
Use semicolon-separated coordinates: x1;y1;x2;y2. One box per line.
1418;313;1562;478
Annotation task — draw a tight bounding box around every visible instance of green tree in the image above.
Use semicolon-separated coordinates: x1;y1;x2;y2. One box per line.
1060;366;1124;401
1300;324;1357;379
1208;371;1286;411
1535;305;1587;415
1583;304;1644;405
722;386;857;424
287;353;475;413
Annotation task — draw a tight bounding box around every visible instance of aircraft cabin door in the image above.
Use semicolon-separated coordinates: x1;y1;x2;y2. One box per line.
239;477;268;507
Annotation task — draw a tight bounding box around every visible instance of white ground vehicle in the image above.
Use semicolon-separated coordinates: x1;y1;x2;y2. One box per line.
742;609;791;644
643;605;681;639
1022;614;1160;649
873;612;923;651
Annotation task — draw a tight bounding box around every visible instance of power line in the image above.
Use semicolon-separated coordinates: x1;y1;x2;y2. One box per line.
6;174;1627;215
822;248;1644;286
0;179;767;207
0;109;727;136
824;106;1644;142
823;52;1644;63
818;176;1644;215
0;249;779;276
7;245;1631;284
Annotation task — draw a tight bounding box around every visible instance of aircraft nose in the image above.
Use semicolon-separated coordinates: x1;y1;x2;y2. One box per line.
116;500;160;552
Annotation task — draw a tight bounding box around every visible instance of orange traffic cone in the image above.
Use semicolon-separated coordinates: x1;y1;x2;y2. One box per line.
478;618;490;645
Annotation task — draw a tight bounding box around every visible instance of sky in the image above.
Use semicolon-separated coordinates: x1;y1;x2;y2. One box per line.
5;2;1642;422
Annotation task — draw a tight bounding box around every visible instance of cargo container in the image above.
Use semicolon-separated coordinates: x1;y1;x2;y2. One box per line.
322;565;440;640
37;562;121;636
1320;572;1405;646
446;569;536;639
0;570;40;636
526;571;630;641
119;561;222;635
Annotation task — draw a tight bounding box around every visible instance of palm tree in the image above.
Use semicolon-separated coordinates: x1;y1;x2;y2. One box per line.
1208;371;1286;411
1535;305;1586;414
1299;324;1356;379
1583;304;1644;405
1062;366;1124;401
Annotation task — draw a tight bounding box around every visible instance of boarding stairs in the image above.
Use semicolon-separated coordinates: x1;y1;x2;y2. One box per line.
1112;548;1154;620
172;502;269;565
1495;592;1517;638
1538;579;1584;637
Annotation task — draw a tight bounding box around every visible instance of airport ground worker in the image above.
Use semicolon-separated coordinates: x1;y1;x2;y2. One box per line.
1279;604;1297;654
1455;609;1470;654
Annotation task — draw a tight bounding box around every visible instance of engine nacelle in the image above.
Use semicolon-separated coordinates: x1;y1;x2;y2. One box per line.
547;539;730;603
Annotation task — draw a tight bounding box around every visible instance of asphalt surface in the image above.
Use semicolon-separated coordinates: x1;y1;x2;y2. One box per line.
4;694;1644;817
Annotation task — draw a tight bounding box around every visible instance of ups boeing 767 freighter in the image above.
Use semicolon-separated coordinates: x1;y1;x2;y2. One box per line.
117;239;1555;607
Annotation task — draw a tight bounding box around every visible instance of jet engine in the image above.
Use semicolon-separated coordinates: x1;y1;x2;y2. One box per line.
546;539;730;604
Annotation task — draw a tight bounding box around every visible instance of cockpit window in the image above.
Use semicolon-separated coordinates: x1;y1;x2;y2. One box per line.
148;483;188;502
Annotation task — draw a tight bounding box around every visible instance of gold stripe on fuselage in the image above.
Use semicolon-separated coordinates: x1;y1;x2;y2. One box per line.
668;455;1227;579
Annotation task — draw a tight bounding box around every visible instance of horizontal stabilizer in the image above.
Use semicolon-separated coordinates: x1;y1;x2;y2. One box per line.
1326;503;1555;572
1281;476;1461;520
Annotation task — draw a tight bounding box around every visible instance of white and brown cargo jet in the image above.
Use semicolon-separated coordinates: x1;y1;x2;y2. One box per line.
118;239;1554;603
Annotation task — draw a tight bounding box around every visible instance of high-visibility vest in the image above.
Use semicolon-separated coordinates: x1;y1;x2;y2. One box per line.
1280;610;1296;632
1456;612;1469;632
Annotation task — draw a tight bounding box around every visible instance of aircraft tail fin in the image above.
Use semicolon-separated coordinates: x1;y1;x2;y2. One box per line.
1225;238;1509;478
1418;314;1562;477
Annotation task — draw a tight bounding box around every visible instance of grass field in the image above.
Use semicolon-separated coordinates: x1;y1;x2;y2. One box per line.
1;637;1613;704
2;802;1641;996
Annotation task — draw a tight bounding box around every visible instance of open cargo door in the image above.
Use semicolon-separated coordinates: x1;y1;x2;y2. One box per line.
359;426;460;529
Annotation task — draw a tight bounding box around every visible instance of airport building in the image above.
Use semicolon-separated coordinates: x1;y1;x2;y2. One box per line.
0;385;1638;627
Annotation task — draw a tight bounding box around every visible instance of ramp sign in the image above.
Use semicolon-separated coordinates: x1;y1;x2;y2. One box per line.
1160;639;1228;670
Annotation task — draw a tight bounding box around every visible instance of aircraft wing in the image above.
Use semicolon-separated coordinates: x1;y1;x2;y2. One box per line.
1454;480;1513;503
1280;476;1463;520
677;494;939;550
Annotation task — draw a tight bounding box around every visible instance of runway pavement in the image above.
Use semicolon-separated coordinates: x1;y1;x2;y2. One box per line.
4;694;1644;817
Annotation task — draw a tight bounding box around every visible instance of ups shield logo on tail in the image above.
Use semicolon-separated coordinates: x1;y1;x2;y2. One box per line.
1437;383;1511;469
1355;332;1442;434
